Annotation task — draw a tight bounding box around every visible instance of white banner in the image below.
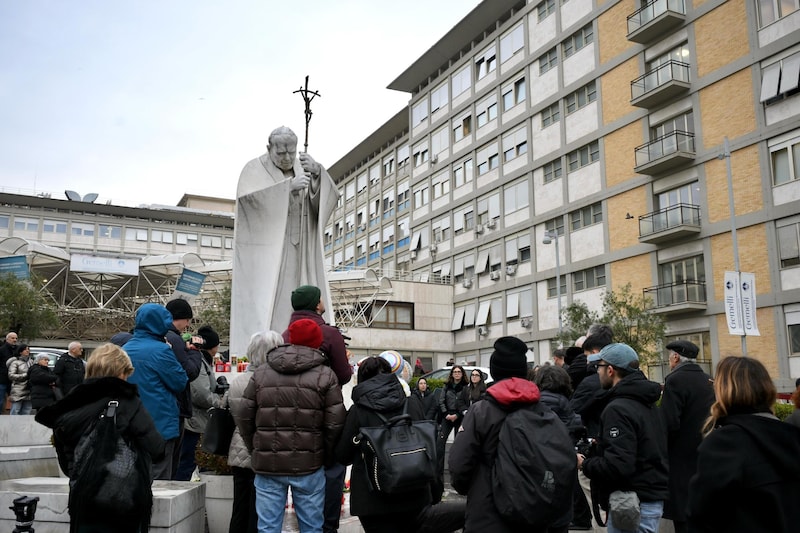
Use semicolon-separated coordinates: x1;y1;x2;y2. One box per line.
724;271;744;335
740;272;760;336
70;254;140;276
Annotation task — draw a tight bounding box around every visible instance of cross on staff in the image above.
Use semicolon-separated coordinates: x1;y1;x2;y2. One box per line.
293;75;321;153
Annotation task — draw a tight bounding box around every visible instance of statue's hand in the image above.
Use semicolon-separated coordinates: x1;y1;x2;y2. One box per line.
298;153;321;178
290;173;311;192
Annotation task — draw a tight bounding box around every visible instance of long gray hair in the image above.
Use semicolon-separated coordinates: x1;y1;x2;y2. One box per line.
246;330;284;369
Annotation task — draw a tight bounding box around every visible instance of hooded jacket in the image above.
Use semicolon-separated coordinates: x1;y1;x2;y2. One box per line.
334;372;431;517
235;344;344;476
687;413;800;533
124;304;189;440
581;372;669;505
283;309;352;386
164;326;202;419
449;377;570;533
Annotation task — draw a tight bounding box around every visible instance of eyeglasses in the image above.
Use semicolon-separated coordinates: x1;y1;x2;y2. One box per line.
596;363;611;368
471;373;481;377
452;370;462;374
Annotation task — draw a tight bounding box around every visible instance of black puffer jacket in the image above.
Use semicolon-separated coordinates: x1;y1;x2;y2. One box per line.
334;373;431;518
54;353;85;396
29;363;58;410
581;372;669;506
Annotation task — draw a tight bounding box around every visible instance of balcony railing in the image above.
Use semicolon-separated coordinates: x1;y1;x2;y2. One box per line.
631;60;690;107
639;203;701;243
643;280;706;314
628;0;687;43
634;130;695;175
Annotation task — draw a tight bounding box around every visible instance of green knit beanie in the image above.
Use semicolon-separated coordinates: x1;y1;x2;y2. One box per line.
291;285;321;311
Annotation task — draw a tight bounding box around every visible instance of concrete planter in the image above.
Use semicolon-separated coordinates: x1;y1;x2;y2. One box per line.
198;472;233;533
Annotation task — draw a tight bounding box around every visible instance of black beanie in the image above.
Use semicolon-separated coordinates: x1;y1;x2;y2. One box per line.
490;336;529;381
197;325;220;349
291;285;321;311
166;298;193;319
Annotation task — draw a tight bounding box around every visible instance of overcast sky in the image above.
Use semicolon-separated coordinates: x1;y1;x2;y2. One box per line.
0;1;481;207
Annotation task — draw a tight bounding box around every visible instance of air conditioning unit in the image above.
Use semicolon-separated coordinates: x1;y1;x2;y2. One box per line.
474;224;484;234
485;219;497;229
358;224;366;231
477;325;489;336
429;244;438;253
520;316;532;328
490;270;501;280
506;264;517;276
462;278;473;288
410;250;417;260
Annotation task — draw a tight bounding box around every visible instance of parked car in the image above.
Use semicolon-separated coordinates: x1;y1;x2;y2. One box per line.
29;347;65;369
419;366;493;384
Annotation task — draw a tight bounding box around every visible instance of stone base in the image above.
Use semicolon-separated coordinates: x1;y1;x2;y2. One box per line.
0;478;205;533
0;415;62;481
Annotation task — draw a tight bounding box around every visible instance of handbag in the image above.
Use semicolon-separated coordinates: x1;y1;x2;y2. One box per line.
355;400;438;494
608;490;640;531
52;384;64;401
201;407;235;455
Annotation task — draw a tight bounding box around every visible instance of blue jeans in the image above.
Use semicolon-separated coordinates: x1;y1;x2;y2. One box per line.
607;500;663;533
10;400;32;415
254;467;325;533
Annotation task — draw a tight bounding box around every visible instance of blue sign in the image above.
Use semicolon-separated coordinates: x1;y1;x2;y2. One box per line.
0;256;30;280
175;268;206;296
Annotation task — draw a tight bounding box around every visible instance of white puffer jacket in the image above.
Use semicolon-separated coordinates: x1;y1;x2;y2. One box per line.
226;371;254;469
8;356;33;402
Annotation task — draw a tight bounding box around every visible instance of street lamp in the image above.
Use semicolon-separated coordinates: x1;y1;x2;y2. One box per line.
543;229;562;340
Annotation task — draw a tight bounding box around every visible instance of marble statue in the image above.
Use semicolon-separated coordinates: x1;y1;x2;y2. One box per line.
230;126;339;357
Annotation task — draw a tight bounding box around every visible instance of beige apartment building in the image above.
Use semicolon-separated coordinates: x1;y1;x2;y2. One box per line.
325;0;800;387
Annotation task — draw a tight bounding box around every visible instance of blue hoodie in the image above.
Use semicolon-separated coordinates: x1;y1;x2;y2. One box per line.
125;303;188;440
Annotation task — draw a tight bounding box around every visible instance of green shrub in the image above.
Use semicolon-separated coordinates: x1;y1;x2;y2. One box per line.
774;402;794;421
409;377;446;391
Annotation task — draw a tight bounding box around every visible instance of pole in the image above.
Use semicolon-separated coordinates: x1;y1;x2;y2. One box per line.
722;136;747;356
555;231;562;341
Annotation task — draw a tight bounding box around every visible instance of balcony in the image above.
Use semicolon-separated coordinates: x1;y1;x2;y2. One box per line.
634;131;695;175
638;203;700;244
643;280;706;315
631;61;690;108
627;0;686;44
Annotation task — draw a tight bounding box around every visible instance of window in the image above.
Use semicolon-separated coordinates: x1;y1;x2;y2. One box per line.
397;181;410;211
225;237;233;249
432;171;450;199
504;179;529;215
543;159;563;183
151;230;173;243
502;76;526;111
371;301;413;330
648;42;691;71
547;276;567;297
761;52;800;104
433;215;451;243
357;172;367;192
176;232;197;245
452;112;472;142
14;217;38;232
505;233;532;265
453;158;474;188
567;141;600;171
452;64;472;98
413;142;429;167
771;136;800;185
431;126;450;158
537;0;556;21
369;164;381;185
98;224;121;239
382;191;395;218
412;98;428;125
563;24;593;58
476;94;498;128
476;141;500;175
660;256;705;285
477;193;500;225
502;126;528;162
201;235;222;248
565;81;597;114
573;265;607;292
0;216;7;229
71;222;95;236
413;184;430;208
539;47;558;74
570;202;603;231
125;228;148;241
545;216;565;236
500;24;524;63
43;220;68;234
431;82;449;113
652;111;694;140
453;253;476;282
454;206;475;235
475;45;497;80
778;220;800;268
541;102;560;127
383;156;395;177
758;0;800;27
345;182;355;202
397;145;410;168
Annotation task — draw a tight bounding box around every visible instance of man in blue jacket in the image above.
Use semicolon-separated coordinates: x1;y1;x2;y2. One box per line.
125;303;188;480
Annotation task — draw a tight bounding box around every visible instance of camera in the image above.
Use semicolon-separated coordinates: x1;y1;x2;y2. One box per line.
214;375;230;394
574;427;596;458
182;333;205;349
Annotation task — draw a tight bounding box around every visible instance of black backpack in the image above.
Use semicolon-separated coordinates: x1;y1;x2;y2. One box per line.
69;400;152;526
356;400;438;494
491;401;577;528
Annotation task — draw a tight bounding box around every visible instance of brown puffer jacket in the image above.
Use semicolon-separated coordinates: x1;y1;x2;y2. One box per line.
234;344;345;476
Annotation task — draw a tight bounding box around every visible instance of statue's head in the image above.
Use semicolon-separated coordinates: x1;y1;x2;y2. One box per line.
267;126;298;172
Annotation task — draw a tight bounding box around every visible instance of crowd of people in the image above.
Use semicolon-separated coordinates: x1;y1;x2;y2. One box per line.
3;298;800;533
